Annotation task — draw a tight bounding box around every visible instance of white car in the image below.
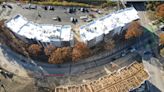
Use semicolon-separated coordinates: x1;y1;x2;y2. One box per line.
80;15;88;20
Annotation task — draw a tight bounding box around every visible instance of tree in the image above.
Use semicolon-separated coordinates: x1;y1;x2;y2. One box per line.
159;33;164;45
28;44;42;56
44;45;56;56
104;39;115;51
156;4;164;18
125;21;142;39
72;42;90;62
48;47;72;64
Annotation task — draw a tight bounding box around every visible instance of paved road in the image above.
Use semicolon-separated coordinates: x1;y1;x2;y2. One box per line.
0;1;161;78
0;29;153;77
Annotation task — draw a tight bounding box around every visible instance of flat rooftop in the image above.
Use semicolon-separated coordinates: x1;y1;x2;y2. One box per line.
79;7;139;42
5;15;73;42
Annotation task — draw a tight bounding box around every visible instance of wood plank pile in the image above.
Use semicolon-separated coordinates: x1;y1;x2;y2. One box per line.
55;62;149;92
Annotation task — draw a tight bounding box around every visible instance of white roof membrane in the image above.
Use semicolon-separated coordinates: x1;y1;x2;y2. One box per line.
80;7;140;42
5;15;72;43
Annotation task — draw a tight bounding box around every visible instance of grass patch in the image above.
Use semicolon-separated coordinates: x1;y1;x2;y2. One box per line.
33;1;93;7
101;1;117;8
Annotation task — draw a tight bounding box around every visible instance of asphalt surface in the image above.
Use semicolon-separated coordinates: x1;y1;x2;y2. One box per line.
0;30;153;77
0;2;163;92
0;3;106;26
0;2;158;76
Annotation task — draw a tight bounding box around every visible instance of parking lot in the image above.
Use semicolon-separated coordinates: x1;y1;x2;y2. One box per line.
0;2;110;27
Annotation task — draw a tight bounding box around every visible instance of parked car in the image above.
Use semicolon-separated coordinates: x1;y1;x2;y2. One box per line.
80;15;88;20
84;18;92;22
97;10;103;14
43;6;48;10
7;4;13;9
57;16;61;22
22;4;30;9
67;7;76;13
128;47;136;52
70;17;78;24
144;51;152;55
2;4;6;8
49;6;55;11
111;57;116;61
80;8;89;13
30;5;37;9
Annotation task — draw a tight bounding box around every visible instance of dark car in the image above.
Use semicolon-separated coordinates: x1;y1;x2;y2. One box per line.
111;57;116;61
127;47;136;52
57;16;61;22
2;4;6;8
67;8;76;13
42;6;47;10
144;51;152;55
49;6;55;11
80;8;89;13
7;4;13;9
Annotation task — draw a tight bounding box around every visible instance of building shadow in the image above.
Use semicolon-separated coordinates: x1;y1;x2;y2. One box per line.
130;80;162;92
126;2;146;11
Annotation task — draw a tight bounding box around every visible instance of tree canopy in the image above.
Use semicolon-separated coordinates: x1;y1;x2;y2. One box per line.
125;21;142;39
48;47;72;64
72;42;90;62
156;4;164;18
44;45;56;56
159;33;164;45
28;44;42;56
